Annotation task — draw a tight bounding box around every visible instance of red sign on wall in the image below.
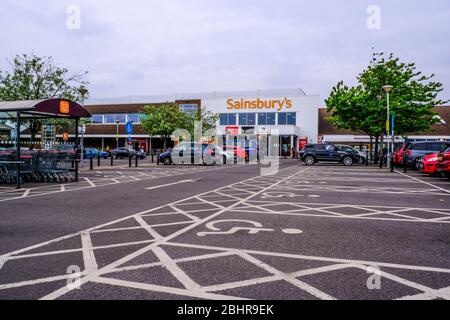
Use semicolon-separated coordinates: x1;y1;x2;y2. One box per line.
225;126;239;135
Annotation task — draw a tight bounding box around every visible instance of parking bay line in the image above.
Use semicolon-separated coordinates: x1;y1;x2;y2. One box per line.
395;170;450;194
145;179;201;190
39;166;308;300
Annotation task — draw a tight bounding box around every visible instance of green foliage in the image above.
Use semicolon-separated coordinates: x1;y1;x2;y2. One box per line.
325;52;446;137
185;107;218;138
140;103;192;138
140;104;218;148
0;53;89;137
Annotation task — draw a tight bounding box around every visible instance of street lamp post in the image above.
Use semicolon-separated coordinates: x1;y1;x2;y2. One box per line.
383;85;393;169
116;120;120;148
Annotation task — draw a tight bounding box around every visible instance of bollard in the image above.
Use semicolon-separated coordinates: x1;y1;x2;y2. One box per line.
97;155;101;167
110;155;114;166
379;151;383;169
391;157;394;172
403;151;407;173
129;155;132;167
135;155;138;167
90;157;93;171
365;150;369;167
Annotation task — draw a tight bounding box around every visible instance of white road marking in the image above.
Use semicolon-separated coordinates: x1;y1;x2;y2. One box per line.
395;170;450;194
93;276;246;300
81;232;98;273
151;247;201;290
145;179;200;190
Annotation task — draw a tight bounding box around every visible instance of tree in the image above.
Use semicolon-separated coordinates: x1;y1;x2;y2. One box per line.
0;53;89;143
185;107;218;141
140;103;192;150
326;51;446;159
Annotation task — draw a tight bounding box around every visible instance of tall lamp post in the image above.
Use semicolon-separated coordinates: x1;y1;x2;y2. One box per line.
116;120;120;148
78;86;88;167
383;85;393;169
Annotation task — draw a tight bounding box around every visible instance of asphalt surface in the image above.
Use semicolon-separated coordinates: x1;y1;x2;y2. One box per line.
0;160;449;300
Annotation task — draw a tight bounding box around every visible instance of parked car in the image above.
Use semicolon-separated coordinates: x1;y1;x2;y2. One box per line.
404;141;450;170
136;149;147;159
224;145;247;160
418;153;439;175
110;147;137;159
436;146;450;178
84;148;108;159
393;144;407;166
299;144;357;166
159;143;233;165
335;145;366;164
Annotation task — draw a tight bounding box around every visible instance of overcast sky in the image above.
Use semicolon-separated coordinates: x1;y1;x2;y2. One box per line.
1;0;449;105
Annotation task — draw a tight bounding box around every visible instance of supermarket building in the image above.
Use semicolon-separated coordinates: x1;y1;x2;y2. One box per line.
82;89;319;156
14;89;448;154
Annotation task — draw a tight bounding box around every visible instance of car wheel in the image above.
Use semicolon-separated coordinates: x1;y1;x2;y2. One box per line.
414;160;421;171
163;157;172;165
304;156;315;166
343;156;353;166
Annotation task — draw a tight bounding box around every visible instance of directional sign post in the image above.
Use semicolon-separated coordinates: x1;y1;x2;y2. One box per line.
126;121;134;146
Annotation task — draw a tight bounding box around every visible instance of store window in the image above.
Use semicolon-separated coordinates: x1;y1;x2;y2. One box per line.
115;114;127;123
127;114;140;123
278;112;296;125
104;114;116;124
219;113;237;126
180;104;198;117
258;113;276;125
239;113;256;126
92;115;103;124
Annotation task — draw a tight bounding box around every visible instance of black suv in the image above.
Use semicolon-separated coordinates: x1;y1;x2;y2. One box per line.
299;144;357;166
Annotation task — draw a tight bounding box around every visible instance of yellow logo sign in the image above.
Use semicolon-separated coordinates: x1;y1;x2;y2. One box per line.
60;101;70;114
62;132;69;141
227;98;293;111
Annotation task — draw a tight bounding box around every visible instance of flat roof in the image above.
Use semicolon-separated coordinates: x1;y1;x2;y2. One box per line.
85;88;308;106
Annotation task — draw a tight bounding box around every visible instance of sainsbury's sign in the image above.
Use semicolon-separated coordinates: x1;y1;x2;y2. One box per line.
226;98;293;111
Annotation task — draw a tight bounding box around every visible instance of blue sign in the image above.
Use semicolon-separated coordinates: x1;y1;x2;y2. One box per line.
125;121;133;134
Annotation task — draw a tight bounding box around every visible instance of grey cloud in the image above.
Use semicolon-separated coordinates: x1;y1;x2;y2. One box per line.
0;0;448;103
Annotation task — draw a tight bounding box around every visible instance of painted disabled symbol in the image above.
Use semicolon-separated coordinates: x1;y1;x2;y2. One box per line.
197;219;303;237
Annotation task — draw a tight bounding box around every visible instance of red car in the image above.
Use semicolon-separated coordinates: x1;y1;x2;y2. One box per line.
224;146;247;160
436;146;450;178
420;153;439;174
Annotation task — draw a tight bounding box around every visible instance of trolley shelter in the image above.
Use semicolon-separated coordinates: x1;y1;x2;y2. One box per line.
0;99;91;188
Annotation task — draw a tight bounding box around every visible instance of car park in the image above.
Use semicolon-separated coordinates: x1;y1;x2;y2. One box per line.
224;145;247;161
299;143;357;166
110;147;137;159
159;143;233;165
335;145;366;164
136;149;147;159
404;141;450;170
436;146;450;178
418;153;439;175
84;148;109;159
